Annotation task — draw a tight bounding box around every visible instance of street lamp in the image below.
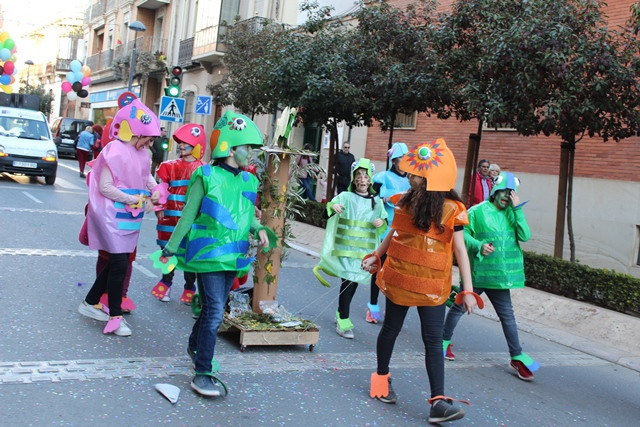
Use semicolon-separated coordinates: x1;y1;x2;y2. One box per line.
25;60;34;93
127;21;146;92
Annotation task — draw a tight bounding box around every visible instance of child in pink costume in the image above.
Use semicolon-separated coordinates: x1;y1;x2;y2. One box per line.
78;98;167;336
151;123;206;304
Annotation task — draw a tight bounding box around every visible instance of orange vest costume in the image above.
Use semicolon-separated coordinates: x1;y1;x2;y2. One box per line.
376;195;468;307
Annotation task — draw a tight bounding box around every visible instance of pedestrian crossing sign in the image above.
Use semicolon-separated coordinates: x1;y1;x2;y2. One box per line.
159;96;185;123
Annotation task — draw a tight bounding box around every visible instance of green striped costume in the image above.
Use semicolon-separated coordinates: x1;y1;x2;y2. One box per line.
464;201;530;289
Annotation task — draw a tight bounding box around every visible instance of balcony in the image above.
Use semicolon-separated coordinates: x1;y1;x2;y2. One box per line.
55;58;73;72
136;0;170;10
192;25;226;67
86;49;114;73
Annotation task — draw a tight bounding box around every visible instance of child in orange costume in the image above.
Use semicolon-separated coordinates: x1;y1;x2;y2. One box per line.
362;139;481;424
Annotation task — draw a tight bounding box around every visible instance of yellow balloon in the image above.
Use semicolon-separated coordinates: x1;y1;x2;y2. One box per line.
81;65;91;76
1;84;13;94
0;32;9;43
9;54;16;63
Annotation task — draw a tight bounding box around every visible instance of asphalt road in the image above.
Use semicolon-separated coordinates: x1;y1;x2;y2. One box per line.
1;160;639;426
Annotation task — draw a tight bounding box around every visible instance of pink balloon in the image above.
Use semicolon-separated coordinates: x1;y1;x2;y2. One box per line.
11;47;17;54
61;81;72;93
81;76;91;86
3;61;14;75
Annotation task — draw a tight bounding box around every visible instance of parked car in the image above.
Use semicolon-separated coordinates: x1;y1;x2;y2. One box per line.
0;106;58;185
50;117;93;158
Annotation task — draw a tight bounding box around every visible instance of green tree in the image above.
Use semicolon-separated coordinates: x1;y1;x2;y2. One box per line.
439;0;640;261
352;0;450;163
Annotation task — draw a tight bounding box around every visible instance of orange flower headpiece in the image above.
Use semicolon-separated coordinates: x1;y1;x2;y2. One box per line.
398;138;457;191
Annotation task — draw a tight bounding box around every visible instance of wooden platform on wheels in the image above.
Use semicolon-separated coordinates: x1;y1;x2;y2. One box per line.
223;315;319;352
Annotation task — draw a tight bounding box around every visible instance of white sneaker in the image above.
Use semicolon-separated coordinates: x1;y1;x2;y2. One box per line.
161;287;171;302
78;301;109;322
114;319;132;336
336;325;354;339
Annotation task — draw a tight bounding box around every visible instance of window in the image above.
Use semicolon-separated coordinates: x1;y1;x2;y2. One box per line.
482;121;517;132
394;111;417;129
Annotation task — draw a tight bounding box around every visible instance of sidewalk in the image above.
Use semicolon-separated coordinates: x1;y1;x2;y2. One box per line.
288;220;640;373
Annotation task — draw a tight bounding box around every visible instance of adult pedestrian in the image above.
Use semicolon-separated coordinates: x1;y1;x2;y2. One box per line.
296;143;316;201
76;125;94;178
489;163;501;182
150;127;168;175
443;172;540;381
334;142;355;194
91;124;103;159
467;159;492;206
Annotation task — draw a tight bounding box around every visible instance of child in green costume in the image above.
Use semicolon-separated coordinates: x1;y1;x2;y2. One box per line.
442;171;540;381
161;111;275;397
316;158;387;339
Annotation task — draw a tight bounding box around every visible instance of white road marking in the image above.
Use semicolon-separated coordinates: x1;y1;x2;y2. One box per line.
21;191;43;204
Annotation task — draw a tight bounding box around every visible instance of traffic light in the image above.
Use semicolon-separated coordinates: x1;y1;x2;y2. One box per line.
164;66;183;97
161;139;169;151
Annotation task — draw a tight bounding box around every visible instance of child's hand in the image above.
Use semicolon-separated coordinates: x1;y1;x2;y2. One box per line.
372;218;384;228
150;190;161;204
462;292;478;314
510;191;521;207
361;256;377;272
254;205;262;220
332;204;344;214
155;210;164;220
257;229;269;247
481;243;494;256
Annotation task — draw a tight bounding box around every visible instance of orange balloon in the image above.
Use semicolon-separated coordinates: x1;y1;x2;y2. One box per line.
81;65;91;76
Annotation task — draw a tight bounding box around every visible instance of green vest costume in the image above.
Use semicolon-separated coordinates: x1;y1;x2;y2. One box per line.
318;191;387;284
464;201;531;289
173;164;259;275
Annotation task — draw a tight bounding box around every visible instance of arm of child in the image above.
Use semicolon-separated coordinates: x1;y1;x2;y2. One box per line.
453;229;478;314
99;166;139;204
164;175;205;254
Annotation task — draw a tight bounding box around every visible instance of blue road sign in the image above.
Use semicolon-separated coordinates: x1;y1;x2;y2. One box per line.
195;95;213;116
159;96;185;123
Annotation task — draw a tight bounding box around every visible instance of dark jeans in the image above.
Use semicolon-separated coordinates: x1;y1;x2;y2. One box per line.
189;271;236;375
443;287;522;357
85;252;130;317
96;253;133;297
377;298;446;398
299;176;316;201
161;269;196;291
338;279;358;319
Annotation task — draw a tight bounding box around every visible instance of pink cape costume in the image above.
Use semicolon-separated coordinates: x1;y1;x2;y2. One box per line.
86;140;152;253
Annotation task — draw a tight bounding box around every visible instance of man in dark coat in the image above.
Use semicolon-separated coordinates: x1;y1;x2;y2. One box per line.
334;142;355;194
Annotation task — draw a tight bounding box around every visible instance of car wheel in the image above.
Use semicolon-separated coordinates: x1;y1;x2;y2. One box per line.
45;174;56;185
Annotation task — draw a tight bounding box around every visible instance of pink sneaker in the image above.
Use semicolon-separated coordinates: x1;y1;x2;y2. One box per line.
121;297;137;313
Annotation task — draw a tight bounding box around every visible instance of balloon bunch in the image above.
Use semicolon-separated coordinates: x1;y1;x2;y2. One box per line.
61;60;91;101
0;30;18;94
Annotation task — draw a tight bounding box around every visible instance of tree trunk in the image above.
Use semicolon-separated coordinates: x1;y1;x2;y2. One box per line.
252;151;290;313
566;141;576;262
326;120;339;200
386;112;396;170
553;142;571;259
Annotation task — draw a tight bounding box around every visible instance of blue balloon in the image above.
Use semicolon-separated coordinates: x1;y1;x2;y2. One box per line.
0;48;10;61
74;71;84;82
70;60;82;73
0;74;10;85
66;71;77;83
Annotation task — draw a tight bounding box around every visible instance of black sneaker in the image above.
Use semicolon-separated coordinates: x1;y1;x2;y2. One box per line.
377;378;397;404
429;399;465;423
190;375;221;397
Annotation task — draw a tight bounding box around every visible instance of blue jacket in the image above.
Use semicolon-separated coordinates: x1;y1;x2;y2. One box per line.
77;130;94;152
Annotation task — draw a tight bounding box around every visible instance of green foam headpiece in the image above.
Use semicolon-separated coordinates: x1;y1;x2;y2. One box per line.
348;157;375;193
490;172;520;196
209;110;263;159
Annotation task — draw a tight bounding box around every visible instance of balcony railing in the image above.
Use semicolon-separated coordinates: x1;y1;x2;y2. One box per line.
86;49;114;73
114;36;167;61
56;58;73;72
177;37;195;68
193;25;222;58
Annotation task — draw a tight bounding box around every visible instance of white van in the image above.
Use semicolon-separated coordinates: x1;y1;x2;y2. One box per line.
0;106;58;185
